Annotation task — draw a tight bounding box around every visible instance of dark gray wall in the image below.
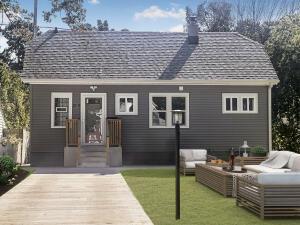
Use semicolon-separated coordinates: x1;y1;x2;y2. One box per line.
30;84;269;166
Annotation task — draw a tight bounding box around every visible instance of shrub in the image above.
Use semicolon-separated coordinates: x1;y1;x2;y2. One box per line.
250;146;268;156
0;155;16;185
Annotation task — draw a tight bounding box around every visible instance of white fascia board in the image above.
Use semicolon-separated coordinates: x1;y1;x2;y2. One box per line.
22;78;279;86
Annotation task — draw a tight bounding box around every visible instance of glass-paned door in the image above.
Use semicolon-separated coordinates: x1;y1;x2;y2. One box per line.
81;93;106;145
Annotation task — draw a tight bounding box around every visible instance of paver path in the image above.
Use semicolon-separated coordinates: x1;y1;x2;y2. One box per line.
0;168;153;225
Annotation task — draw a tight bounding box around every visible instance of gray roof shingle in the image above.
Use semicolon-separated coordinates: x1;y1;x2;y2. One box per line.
22;31;278;81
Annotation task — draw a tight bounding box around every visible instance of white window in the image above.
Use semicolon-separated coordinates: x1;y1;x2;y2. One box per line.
51;92;72;128
222;93;258;114
149;93;189;128
115;93;138;115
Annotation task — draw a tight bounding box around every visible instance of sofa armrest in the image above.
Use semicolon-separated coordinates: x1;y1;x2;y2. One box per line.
180;156;186;168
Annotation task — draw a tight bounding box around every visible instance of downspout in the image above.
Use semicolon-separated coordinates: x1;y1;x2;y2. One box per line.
268;83;273;152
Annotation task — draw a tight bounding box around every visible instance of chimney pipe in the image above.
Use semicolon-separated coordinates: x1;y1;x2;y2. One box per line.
188;16;199;44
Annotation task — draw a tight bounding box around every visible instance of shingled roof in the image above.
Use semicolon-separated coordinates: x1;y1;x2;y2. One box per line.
22;30;278;81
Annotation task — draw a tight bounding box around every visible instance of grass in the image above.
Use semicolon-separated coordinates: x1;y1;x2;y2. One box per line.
122;169;300;225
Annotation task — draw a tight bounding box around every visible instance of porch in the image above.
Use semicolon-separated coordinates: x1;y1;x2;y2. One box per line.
64;118;122;167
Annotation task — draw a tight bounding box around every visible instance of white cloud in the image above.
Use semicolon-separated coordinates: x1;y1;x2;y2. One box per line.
134;5;185;21
169;24;184;32
89;0;99;4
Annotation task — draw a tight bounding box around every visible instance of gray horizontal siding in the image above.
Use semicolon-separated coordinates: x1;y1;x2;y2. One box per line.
30;84;268;166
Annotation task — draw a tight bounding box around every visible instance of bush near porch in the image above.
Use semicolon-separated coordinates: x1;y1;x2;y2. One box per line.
122;169;300;225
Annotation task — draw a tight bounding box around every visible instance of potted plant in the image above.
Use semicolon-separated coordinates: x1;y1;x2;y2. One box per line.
249;146;268;157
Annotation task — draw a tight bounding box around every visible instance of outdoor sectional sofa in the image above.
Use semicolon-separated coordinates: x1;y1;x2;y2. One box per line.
237;150;300;218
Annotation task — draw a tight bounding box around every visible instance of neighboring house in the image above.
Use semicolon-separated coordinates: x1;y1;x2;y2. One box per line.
21;20;278;166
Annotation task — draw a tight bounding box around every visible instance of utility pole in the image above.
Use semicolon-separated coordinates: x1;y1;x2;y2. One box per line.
33;0;38;37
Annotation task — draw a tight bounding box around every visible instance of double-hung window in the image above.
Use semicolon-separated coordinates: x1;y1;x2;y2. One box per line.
51;92;72;128
222;93;258;114
149;93;189;128
115;93;138;115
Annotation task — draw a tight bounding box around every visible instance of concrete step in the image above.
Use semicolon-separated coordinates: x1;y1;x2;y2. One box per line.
80;156;106;163
79;162;107;168
80;145;106;152
80;151;106;157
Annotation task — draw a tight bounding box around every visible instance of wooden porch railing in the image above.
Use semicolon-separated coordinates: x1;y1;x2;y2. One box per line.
106;118;122;148
66;119;80;147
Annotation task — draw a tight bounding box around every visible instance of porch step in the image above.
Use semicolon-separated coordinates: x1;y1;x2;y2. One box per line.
78;145;107;168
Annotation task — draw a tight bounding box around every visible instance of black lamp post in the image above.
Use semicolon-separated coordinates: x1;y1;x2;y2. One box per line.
174;110;184;220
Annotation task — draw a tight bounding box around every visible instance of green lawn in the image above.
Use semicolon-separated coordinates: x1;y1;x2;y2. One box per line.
122;169;300;225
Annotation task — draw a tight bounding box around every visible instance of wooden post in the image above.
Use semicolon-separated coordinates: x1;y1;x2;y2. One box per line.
175;122;180;220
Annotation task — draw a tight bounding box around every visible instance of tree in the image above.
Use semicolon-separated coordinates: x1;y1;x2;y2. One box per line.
97;19;109;31
186;1;234;32
0;61;29;143
266;14;300;152
43;0;86;30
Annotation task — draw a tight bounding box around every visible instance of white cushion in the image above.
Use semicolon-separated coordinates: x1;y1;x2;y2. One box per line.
287;153;300;169
269;150;278;158
180;150;194;161
258;173;300;185
192;149;207;161
184;161;206;169
244;165;291;173
291;156;300;172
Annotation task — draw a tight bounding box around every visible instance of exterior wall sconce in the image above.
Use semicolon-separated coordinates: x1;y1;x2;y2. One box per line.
90;85;97;92
179;86;184;91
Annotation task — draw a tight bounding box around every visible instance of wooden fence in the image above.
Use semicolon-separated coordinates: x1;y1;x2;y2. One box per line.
106;118;121;147
66;119;80;147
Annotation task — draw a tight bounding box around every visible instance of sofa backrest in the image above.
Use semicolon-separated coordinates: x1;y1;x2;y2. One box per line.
180;149;207;162
287;153;300;169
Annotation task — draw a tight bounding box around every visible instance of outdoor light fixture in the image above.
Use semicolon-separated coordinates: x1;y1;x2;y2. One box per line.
240;140;250;157
173;110;184;125
90;85;98;92
179;86;184;91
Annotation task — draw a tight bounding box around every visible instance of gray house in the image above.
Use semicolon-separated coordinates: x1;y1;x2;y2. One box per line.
22;23;278;167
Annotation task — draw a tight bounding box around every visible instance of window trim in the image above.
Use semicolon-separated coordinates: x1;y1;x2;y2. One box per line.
51;92;72;128
149;93;189;128
115;93;138;115
222;93;258;114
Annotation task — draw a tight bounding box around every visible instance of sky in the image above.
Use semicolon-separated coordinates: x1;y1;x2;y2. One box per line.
18;0;199;32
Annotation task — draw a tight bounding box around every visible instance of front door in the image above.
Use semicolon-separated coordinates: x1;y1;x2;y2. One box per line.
81;93;106;145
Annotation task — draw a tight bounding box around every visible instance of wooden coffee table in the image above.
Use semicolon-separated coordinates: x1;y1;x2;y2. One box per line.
195;164;247;197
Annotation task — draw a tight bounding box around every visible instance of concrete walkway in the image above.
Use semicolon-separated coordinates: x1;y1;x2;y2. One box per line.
0;167;153;225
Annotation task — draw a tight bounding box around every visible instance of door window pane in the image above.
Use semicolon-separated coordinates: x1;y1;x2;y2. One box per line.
232;98;238;111
152;112;166;126
54;98;69;126
152;97;166;111
85;98;103;144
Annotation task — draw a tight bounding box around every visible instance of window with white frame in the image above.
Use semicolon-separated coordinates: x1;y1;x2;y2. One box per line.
222;93;258;114
149;93;189;128
51;92;72;128
115;93;138;115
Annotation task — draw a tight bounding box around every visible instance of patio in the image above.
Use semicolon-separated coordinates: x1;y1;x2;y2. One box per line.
0;167;153;225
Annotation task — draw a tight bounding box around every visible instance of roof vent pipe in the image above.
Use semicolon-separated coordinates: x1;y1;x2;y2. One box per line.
187;16;199;44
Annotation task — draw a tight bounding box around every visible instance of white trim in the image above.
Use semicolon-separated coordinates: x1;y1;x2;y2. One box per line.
51;92;72;128
149;93;189;128
80;93;107;145
268;85;272;152
115;93;138;115
222;93;258;114
22;78;279;86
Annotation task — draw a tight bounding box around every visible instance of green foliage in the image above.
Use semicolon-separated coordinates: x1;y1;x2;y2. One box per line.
250;146;268;155
43;0;86;30
0;61;29;143
266;14;300;152
97;19;109;31
0;155;16;185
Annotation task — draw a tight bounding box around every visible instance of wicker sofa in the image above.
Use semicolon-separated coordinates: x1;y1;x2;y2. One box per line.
236;173;300;219
180;149;216;175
